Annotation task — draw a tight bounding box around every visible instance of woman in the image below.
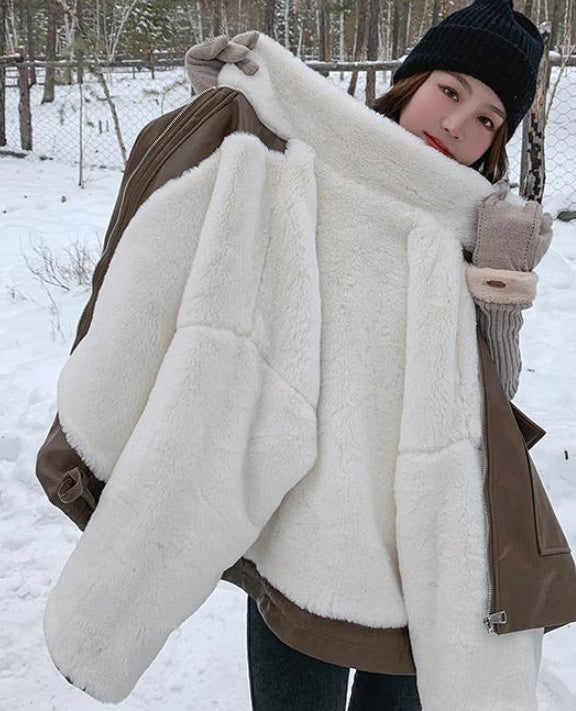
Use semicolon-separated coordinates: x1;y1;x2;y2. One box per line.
183;4;554;709
38;1;576;709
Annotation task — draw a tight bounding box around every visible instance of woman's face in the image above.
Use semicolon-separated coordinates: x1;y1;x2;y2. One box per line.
399;70;507;166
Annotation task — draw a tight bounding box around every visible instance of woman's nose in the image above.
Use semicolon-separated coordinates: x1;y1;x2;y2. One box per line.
441;113;465;140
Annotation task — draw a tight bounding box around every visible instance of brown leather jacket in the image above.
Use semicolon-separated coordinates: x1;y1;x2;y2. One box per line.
36;87;576;673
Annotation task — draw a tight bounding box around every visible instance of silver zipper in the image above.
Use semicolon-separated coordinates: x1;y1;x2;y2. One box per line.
106;95;207;241
484;610;508;634
479;374;507;634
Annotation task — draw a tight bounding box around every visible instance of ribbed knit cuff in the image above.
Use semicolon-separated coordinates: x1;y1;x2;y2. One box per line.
476;302;524;399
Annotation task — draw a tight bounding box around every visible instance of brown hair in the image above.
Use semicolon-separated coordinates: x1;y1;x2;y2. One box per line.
371;72;509;184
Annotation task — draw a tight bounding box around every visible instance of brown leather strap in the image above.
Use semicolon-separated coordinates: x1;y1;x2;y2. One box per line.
58;467;96;509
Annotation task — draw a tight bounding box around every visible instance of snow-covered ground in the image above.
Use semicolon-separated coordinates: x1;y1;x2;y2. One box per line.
0;158;252;711
1;69;575;710
3;65;192;170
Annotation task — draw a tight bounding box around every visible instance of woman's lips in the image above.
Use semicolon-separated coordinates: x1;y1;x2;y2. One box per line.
424;133;453;158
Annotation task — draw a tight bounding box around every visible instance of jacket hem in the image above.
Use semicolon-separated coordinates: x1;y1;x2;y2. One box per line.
222;557;416;674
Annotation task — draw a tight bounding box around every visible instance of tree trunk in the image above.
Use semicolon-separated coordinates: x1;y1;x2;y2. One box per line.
284;0;290;49
93;62;127;165
222;0;229;35
339;7;345;68
391;0;401;58
550;0;564;49
265;0;275;37
348;0;368;95
25;0;36;85
17;0;37;85
400;0;410;53
64;13;73;85
77;0;84;83
365;0;381;105
318;0;330;61
431;0;440;25
381;0;392;58
0;0;7;146
18;50;33;150
59;2;128;167
213;1;222;35
296;12;304;56
520;27;551;202
42;0;58;104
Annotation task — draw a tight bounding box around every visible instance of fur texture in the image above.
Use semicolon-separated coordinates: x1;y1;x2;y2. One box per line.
45;35;542;709
466;264;538;305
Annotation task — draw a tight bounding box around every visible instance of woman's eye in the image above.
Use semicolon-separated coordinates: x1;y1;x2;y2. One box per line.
441;86;458;101
479;116;495;130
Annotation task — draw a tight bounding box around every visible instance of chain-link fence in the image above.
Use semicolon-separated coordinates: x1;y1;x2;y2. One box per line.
1;57;575;201
506;61;576;203
2;62;192;172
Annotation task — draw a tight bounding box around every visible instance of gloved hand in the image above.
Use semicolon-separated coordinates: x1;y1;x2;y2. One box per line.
185;31;260;94
473;189;553;272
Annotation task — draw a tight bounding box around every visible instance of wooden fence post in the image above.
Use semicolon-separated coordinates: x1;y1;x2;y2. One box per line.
519;25;551;203
17;51;33;151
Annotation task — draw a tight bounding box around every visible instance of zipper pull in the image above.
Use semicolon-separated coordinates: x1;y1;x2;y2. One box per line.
483;611;507;634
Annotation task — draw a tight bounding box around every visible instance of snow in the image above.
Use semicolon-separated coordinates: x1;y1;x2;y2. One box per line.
1;73;575;710
0;158;251;711
3;66;192;170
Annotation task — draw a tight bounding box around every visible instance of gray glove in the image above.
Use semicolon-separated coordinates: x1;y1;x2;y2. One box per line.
473;189;553;272
185;31;260;94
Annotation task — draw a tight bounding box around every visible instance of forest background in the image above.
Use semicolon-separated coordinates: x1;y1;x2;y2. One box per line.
1;1;574;192
1;0;575;83
1;4;576;709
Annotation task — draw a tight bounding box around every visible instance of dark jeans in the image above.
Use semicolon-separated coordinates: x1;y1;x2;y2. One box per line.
247;597;422;711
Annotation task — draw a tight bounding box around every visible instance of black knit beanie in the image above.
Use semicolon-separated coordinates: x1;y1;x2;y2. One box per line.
393;0;544;139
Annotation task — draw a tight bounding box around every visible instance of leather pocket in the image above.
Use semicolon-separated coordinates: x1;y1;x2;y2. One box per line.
529;455;571;555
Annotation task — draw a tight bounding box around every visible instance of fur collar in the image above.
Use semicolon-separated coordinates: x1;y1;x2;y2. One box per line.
219;34;493;250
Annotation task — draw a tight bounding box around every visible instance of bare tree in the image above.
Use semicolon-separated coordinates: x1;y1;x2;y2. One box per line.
564;0;575;45
400;0;410;51
380;0;392;58
57;0;128;167
365;0;380;105
18;0;37;85
545;6;576;126
391;0;401;57
265;0;275;36
520;25;551;202
283;0;290;48
549;0;564;49
17;45;32;149
76;0;83;81
41;0;58;103
213;0;222;35
348;0;368;95
317;0;330;60
103;0;139;63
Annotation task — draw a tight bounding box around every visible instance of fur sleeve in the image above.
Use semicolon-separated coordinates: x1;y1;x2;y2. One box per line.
44;134;321;703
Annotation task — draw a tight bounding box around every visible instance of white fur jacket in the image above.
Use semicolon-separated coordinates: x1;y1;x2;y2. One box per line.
44;36;543;709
